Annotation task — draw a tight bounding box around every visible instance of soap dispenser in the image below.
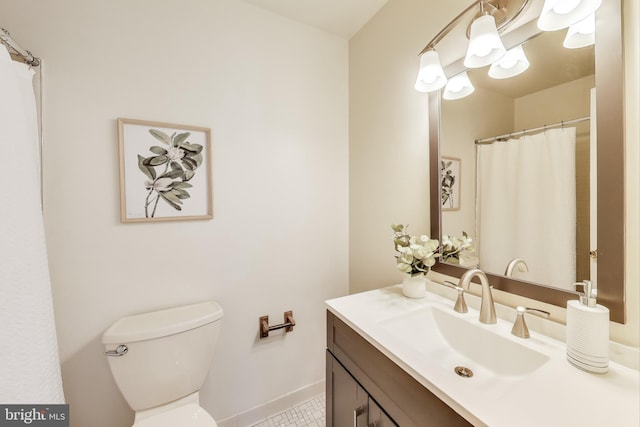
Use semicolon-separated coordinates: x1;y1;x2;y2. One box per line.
566;280;609;373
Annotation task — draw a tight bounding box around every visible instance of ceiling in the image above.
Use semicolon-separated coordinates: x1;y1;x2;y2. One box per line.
243;0;390;39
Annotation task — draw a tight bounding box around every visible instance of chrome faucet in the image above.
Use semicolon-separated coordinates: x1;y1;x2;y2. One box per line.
504;258;529;277
459;269;496;324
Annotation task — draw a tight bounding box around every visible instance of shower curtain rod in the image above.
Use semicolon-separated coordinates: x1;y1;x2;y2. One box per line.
0;27;40;66
475;116;590;145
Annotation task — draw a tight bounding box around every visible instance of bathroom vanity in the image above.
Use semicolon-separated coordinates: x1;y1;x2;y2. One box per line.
326;285;640;427
327;310;471;426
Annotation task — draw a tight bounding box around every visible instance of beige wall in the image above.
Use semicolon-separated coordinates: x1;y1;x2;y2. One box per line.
350;0;639;347
0;0;349;425
514;75;594;129
349;0;472;294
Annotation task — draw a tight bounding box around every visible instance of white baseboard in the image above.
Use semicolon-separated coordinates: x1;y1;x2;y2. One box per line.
216;380;325;427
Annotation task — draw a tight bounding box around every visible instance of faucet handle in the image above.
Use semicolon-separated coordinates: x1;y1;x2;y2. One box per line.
511;306;550;339
443;281;468;313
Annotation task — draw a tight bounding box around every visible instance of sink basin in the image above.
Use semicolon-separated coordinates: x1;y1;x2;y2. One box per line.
380;304;549;378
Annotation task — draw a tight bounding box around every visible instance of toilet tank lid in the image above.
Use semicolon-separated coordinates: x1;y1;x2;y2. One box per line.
102;301;223;344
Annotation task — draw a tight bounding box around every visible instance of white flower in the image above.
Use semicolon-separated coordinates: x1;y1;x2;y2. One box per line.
145;177;174;192
392;224;441;276
166;146;186;161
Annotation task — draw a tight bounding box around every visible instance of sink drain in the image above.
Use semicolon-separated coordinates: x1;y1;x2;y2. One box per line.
454;366;474;378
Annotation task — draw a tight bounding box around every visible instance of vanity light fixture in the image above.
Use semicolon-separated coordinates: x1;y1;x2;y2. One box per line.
488;44;530;79
414;0;530;96
537;0;602;31
415;49;448;92
464;4;507;69
563;13;596;48
443;71;475;100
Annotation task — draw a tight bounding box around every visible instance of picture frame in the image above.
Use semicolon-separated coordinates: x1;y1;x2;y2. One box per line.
441;156;461;211
117;118;213;223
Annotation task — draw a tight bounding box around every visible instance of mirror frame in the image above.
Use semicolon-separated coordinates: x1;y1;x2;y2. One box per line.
429;0;625;323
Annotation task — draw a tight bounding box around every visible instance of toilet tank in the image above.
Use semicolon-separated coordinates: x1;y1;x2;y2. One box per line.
102;301;223;411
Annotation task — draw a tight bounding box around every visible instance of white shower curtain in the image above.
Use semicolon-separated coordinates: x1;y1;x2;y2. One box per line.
0;46;64;402
476;127;576;290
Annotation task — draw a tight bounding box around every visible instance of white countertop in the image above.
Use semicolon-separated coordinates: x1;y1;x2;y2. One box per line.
326;285;640;427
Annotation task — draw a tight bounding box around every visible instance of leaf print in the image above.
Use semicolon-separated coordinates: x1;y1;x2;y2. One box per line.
159;192;182;211
149;129;171;145
172;132;191;147
137;155;156;180
139;126;205;217
172;188;191;199
179;142;203;154
143;155;168;166
149;146;168;155
172;181;192;189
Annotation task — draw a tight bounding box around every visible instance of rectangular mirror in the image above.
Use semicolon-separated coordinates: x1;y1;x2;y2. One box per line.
429;0;625;323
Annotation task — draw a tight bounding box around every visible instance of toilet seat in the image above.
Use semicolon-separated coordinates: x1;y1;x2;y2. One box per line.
133;403;217;427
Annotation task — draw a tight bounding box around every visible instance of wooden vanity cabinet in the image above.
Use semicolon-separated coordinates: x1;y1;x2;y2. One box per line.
327;351;397;426
326;311;472;427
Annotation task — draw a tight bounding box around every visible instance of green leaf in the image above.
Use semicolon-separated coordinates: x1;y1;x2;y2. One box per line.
149;146;167;155
172;188;191;199
183;170;195;181
172;181;193;189
137;155;156;180
182;157;197;171
143;155;168;166
172;132;191;147
149;129;171;145
161;169;184;179
180;142;203;154
191;152;203;168
163;190;183;205
159;192;182;211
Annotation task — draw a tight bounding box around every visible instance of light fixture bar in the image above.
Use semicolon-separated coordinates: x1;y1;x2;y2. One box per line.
419;1;482;55
418;0;531;56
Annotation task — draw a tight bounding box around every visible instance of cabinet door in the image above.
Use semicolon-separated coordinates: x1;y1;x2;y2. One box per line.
328;353;369;427
368;397;398;427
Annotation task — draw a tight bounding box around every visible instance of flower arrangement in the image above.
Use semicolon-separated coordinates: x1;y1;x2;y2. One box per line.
441;231;474;264
391;224;440;276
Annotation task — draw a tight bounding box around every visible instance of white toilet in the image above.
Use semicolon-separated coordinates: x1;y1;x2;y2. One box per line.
102;301;224;427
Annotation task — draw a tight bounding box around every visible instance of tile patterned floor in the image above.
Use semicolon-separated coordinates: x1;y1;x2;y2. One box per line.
252;393;325;427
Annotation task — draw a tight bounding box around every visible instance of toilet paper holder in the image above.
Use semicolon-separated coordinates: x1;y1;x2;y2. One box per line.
259;311;295;338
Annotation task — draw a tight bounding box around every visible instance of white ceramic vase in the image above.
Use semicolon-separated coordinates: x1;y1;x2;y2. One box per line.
402;274;427;298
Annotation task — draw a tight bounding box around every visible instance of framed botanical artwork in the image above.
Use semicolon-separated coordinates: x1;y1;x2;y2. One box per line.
441;156;461;211
117;118;213;223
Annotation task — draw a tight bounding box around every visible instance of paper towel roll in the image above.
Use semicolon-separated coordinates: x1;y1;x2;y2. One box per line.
566;300;609;368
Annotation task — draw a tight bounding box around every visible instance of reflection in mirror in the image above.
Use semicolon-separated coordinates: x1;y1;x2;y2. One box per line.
428;0;625;323
440;30;595;290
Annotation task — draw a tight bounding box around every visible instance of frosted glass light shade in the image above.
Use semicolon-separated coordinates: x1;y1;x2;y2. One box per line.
415;50;447;92
537;0;602;31
488;45;530;79
563;14;596;48
443;72;475;100
464;15;506;69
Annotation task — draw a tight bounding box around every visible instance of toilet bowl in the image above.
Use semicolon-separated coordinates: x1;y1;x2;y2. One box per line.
102;301;223;427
